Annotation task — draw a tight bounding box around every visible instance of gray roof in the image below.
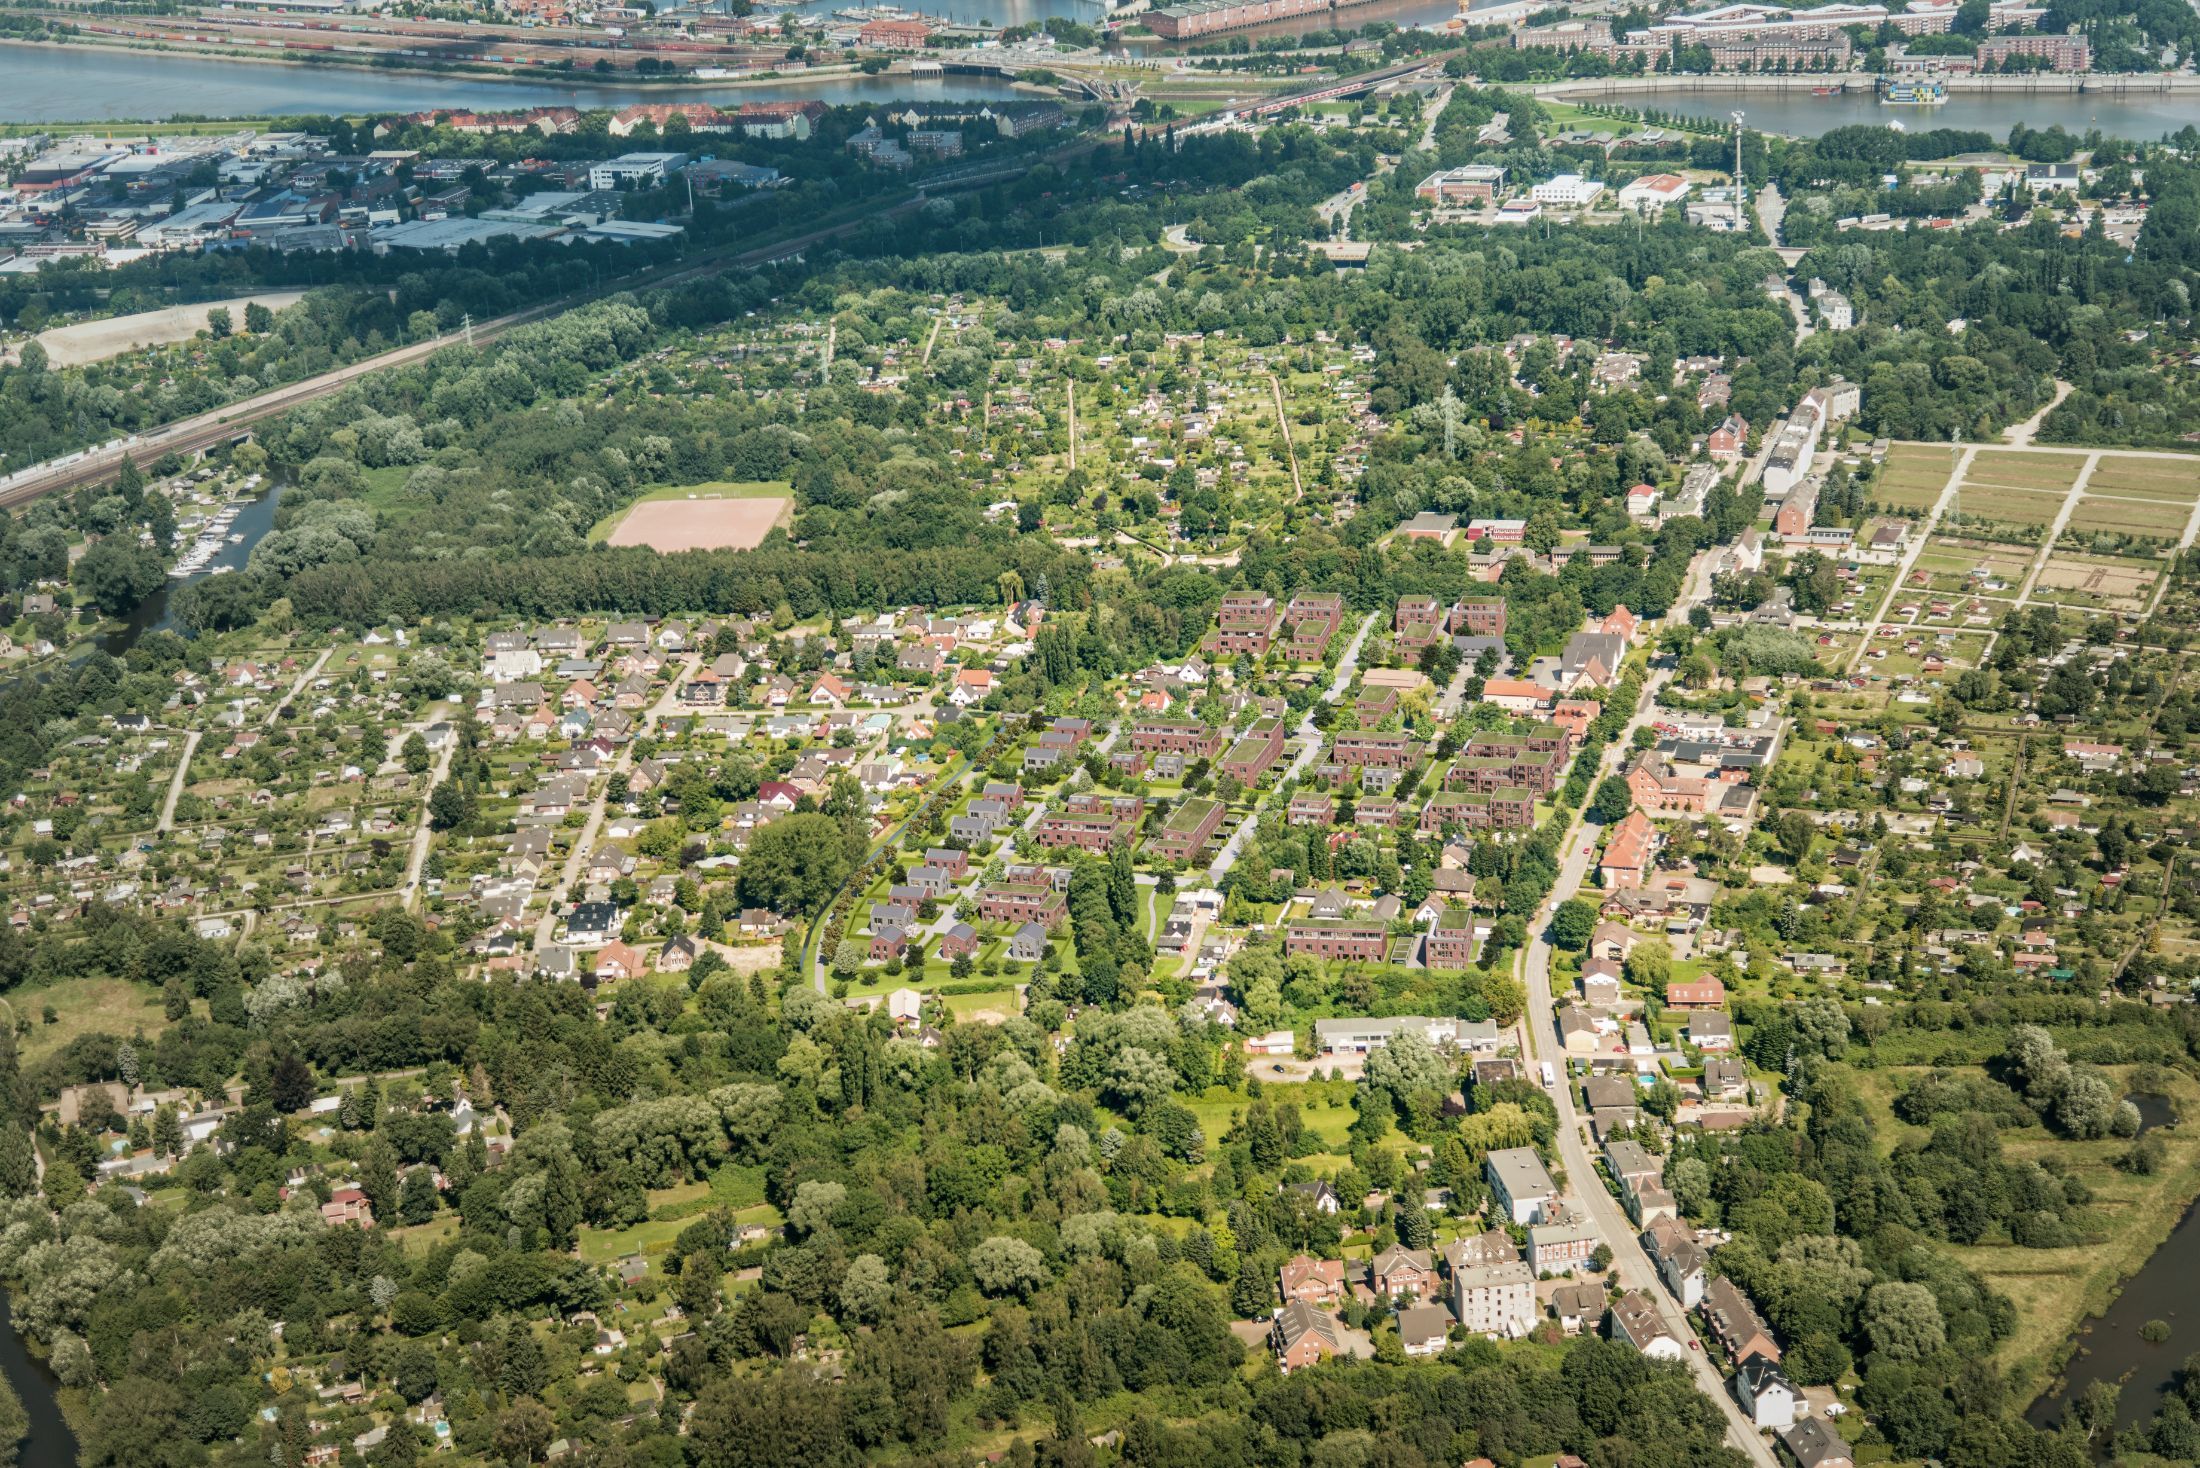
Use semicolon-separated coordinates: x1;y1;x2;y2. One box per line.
1484;1146;1555;1201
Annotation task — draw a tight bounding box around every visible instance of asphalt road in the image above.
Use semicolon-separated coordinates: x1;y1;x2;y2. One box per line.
1515;547;1781;1468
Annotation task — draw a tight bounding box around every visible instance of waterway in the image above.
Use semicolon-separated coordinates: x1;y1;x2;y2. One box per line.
2026;1092;2193;1442
0;1293;76;1468
0;43;1027;122
1588;86;2200;141
95;481;285;659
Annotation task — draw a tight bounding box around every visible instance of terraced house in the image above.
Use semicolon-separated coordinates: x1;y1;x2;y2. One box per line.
1222;716;1288;784
1285;920;1388;962
1127;716;1225;759
1032;793;1144;852
976;883;1068;928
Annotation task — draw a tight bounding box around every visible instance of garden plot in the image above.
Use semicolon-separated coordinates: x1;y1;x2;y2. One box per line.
1914;537;2031;595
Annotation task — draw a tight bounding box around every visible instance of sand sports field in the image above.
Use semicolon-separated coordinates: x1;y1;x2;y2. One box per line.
600;490;793;552
13;292;307;368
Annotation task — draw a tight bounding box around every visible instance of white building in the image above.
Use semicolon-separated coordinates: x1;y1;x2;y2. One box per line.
1818;290;1855;330
1484;1146;1558;1225
1453;1261;1537;1338
1617;173;1691;213
588;151;688;190
1531;173;1607;208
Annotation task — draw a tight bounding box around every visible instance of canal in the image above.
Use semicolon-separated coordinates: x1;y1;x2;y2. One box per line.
0;1293;75;1468
2026;1093;2192;1442
95;482;286;659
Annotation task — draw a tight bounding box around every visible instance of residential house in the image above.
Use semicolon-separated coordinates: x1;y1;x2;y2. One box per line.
1271;1300;1341;1373
1485;1146;1557;1225
1453;1261;1536;1339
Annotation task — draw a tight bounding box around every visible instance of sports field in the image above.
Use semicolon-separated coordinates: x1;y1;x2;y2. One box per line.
591;482;794;551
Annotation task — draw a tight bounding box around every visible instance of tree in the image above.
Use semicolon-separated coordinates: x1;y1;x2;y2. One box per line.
428;779;474;831
689;1369;848;1468
245;301;275;334
1862;1281;1945;1361
838;1254;893;1323
1550;898;1599;951
1591;776;1634;825
1364;1029;1449;1112
737;813;856;919
73;540;165;611
206;307;233;340
968;1236;1048;1298
493;1399;553;1465
401;732;431;775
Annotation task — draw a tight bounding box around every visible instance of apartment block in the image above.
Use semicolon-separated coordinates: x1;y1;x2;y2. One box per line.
1285;921;1388;962
1151;796;1225;862
976;884;1068;927
1222;717;1288;784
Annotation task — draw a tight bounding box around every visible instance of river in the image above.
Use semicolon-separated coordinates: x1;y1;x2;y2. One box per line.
2026;1093;2194;1442
1609;87;2200;141
0;43;1028;122
0;1294;75;1468
95;482;285;659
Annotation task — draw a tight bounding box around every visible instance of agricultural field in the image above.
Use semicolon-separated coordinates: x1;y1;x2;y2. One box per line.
1966;450;2090;492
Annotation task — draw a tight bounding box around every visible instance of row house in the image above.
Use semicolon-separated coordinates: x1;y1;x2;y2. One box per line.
976;884;1067;928
1222;717;1288;784
1354;797;1402;829
1286;793;1334;828
1284;920;1388;962
1331;732;1423;772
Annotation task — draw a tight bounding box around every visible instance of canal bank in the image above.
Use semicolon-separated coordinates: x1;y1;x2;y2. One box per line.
0;1292;76;1468
2027;1093;2200;1443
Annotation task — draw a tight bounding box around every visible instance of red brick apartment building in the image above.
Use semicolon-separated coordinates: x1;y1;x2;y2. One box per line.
1284;593;1344;659
1128;718;1225;759
1396;595;1444;649
1626;752;1710;813
1285;921;1389;962
977;884;1068;927
1451;595;1508;637
1151;797;1225;862
1212;592;1280;655
1222;717;1288;784
1033;794;1144;851
1331;732;1424;771
1420;787;1537;834
1423;906;1482;970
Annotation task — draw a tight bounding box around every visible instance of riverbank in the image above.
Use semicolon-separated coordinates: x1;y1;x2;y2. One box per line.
1534;71;2200;98
1980;1078;2200;1418
0;37;1050;121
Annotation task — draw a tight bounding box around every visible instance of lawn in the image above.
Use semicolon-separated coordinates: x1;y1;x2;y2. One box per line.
1874;445;1961;510
7;976;172;1069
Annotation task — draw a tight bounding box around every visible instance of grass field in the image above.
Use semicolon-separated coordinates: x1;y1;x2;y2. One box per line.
587;480;793;546
1850;1064;2200;1401
1874;445;1961;509
1951;485;2065;528
2067;494;2190;539
2086;460;2200;500
1968;451;2089;491
6;977;171;1069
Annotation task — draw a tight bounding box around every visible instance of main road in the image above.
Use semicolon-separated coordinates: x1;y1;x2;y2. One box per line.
1515;545;1780;1468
